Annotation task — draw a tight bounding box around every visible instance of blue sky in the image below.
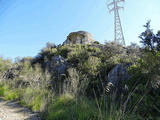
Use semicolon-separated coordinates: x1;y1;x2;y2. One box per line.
0;0;160;59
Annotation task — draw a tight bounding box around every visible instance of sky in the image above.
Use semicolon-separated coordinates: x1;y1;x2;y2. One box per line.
0;0;160;59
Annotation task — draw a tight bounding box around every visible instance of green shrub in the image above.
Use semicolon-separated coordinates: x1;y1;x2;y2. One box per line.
21;87;49;112
47;94;97;120
0;42;145;120
4;89;20;100
67;45;89;64
0;84;20;100
82;56;101;76
75;97;98;120
41;47;58;57
87;46;101;53
58;46;70;58
0;84;5;96
126;50;160;119
0;57;12;72
47;94;75;120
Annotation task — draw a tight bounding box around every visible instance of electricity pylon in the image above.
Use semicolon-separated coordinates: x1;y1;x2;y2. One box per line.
108;0;125;46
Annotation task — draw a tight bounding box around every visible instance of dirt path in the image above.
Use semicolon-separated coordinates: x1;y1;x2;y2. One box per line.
0;98;41;120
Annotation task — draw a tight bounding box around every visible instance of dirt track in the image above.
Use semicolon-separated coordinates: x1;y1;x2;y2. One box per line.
0;98;41;120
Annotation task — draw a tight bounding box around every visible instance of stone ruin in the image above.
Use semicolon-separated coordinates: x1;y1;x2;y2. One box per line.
63;31;95;45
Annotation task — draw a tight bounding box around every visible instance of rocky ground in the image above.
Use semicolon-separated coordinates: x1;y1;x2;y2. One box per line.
0;98;41;120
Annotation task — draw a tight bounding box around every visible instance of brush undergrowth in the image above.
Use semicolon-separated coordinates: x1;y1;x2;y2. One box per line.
46;95;98;120
0;41;152;120
0;83;20;100
0;82;141;120
0;83;49;112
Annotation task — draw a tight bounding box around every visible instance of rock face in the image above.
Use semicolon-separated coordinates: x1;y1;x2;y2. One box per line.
52;55;67;75
106;64;130;93
3;66;22;80
63;31;95;45
44;55;67;75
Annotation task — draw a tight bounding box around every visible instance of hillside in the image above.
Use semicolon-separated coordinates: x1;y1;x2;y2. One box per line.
0;23;160;120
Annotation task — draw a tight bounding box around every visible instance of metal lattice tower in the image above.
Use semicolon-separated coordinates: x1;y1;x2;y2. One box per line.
108;0;125;46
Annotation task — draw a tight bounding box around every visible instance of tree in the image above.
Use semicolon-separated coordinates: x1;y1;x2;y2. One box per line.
126;21;160;119
139;21;160;51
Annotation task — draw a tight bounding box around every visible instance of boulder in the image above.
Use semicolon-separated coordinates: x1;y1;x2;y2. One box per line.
63;31;95;45
52;55;67;75
106;64;130;93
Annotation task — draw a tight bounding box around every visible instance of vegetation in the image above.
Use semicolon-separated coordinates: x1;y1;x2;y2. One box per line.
0;22;160;120
126;21;160;119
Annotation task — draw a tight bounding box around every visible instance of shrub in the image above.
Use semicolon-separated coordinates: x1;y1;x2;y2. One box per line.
39;47;58;62
0;42;145;119
126;49;160;119
87;46;101;53
0;84;20;100
0;57;12;72
67;45;89;65
47;94;97;120
21;87;49;111
64;68;90;96
57;46;70;58
82;56;101;76
0;83;5;96
4;88;20;100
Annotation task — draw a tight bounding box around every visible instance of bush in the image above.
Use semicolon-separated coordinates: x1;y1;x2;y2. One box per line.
67;45;89;65
0;83;5;96
47;94;98;120
0;42;144;119
57;45;70;58
0;57;12;72
126;44;160;119
64;68;89;96
0;84;20;100
82;56;101;76
21;87;49;111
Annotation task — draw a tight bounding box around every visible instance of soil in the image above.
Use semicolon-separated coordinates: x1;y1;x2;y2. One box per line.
0;98;41;120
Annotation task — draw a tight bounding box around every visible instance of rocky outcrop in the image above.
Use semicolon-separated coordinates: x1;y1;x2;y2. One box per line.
2;65;30;87
3;65;22;80
52;55;67;75
106;64;130;93
44;55;67;75
63;31;95;45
